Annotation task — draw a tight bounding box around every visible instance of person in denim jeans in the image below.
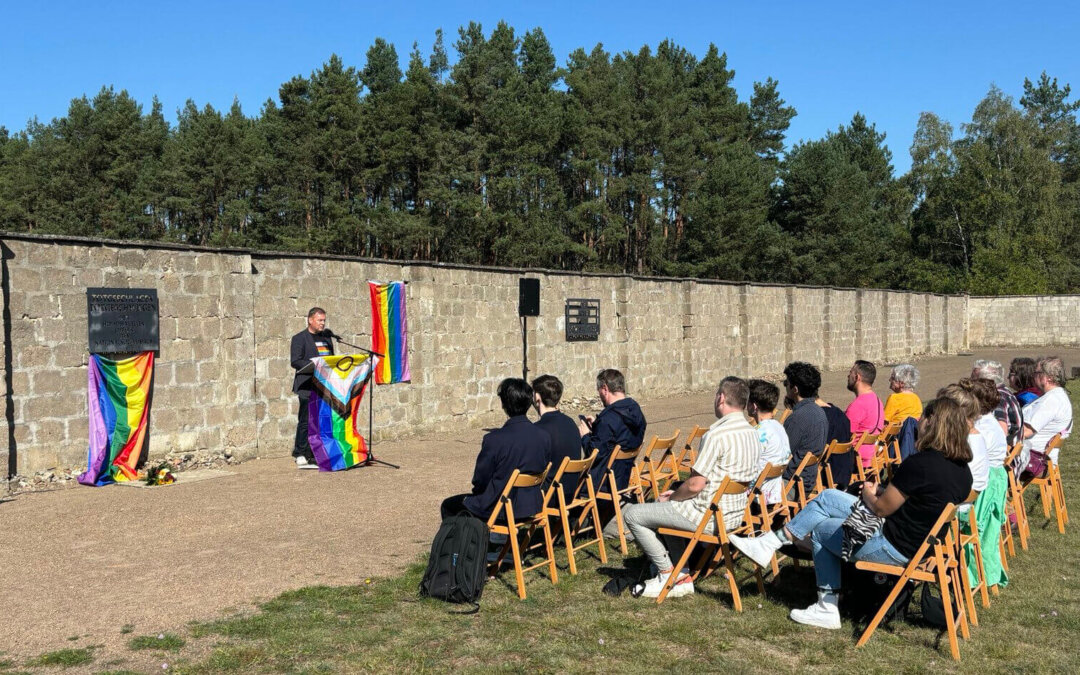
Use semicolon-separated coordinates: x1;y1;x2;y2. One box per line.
730;397;974;629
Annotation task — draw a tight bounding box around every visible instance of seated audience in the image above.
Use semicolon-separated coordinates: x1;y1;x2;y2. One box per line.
1022;356;1073;466
972;359;1023;446
441;378;551;521
622;377;760;598
578;368;647;491
531;374;583;496
815;396;852;488
747;379;791;504
781;362;829;498
884;364;922;424
729;397;973;629
846;360;885;468
1010;357;1041;406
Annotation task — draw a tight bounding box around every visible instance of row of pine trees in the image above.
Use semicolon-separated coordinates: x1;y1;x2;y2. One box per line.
1;23;1078;294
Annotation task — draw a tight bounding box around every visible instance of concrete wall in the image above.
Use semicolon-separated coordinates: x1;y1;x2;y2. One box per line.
969;295;1080;346
1;233;968;474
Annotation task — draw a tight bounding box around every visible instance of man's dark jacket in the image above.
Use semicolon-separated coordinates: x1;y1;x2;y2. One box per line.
582;397;647;491
536;410;584;500
291;329;334;393
464;415;552;520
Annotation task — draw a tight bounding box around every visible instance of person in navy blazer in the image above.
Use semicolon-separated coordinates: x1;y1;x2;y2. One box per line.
441;379;552;521
290;307;334;468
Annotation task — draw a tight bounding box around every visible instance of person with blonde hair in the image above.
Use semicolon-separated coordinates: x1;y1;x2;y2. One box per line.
728;397;973;629
884;364;922;424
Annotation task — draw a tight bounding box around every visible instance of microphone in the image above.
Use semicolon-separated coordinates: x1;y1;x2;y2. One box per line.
323;329;341;340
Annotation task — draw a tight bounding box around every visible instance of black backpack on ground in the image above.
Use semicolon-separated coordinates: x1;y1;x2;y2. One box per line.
419;515;489;613
842;563;916;625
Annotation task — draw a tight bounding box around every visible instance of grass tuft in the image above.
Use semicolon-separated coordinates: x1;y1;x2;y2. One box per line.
26;647;94;668
128;633;186;651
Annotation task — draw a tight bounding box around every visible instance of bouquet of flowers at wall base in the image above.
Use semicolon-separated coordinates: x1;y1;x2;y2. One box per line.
143;463;176;486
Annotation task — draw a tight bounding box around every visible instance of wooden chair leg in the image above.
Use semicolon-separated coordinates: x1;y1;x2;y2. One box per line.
856;572;915;648
956;543;979;626
560;508;578;576
589;499;609;564
721;544;743;612
656;537;699;604
939;565;962;660
611;496;629;556
541;522;558;585
508;526;527;600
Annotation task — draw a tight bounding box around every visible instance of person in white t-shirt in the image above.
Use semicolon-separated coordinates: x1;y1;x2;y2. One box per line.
1022;357;1073;465
969;379;1008;467
748;379;792;504
938;384;987;511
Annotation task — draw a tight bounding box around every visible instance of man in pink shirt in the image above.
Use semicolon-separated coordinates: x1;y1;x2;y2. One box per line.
845;360;885;468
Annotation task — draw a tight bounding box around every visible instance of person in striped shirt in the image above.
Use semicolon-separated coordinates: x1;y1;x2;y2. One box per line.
622;377;761;599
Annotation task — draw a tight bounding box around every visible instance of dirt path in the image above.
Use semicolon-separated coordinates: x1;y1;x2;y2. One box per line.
1;347;1074;660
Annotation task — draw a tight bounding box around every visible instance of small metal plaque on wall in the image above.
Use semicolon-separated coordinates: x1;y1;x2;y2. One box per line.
87;288;160;353
565;299;600;341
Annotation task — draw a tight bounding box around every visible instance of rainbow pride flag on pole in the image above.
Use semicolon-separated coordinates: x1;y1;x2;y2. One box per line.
308;354;377;471
369;281;410;385
79;351;154;486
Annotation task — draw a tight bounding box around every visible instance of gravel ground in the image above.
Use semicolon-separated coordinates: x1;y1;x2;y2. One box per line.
1;346;1075;661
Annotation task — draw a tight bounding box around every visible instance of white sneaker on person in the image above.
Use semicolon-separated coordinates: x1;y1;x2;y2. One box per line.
789;597;841;629
728;531;783;568
295;456;318;470
640;569;694;599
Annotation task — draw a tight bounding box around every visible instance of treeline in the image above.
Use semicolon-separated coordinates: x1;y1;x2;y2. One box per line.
1;22;1078;294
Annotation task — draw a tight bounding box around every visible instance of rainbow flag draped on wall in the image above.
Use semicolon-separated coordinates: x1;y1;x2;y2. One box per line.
79;352;154;486
308;354;377;471
369;281;410;384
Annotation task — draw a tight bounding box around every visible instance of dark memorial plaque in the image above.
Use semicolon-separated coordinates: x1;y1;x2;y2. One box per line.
87;288;160;353
565;298;600;341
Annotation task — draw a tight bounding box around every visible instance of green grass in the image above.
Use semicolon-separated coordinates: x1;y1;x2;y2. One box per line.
158;384;1080;673
128;633;186;652
26;647;95;668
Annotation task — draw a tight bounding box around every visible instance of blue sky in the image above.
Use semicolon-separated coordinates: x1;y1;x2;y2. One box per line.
2;0;1077;174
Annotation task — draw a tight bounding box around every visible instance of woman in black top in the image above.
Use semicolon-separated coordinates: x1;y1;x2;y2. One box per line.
729;397;973;629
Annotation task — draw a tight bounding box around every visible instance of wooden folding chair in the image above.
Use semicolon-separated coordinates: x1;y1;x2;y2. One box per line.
745;462;790;576
956;491;989;627
543;451;607;575
585;444;646;555
823;439;855;489
778;408;792;424
638;430;682;500
868;421;903;480
654;476;763;608
856;503;969;661
1002;442;1029;553
676;425;706;473
487;463;556;600
1022;433;1068;534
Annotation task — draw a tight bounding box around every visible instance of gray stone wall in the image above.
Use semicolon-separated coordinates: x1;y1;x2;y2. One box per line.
969;295;1080;346
0;234;969;474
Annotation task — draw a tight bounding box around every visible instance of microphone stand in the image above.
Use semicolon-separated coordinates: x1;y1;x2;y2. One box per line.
327;333;401;470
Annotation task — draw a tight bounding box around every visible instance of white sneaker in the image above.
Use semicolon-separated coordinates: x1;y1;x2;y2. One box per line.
728;531;782;568
789;599;841;629
295;456;318;470
640;570;694;599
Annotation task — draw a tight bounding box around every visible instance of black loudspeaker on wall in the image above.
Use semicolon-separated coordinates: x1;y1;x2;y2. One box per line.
518;278;540;316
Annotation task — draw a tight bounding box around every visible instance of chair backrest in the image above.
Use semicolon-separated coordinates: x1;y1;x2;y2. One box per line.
488;464;552;526
749;462;785;492
827;440;854;457
778;408;793;424
683;425;706;452
1004;442;1024;467
608;444;643;467
1046;433;1065;453
851;430;873;447
643;430;680;462
550;450;598;504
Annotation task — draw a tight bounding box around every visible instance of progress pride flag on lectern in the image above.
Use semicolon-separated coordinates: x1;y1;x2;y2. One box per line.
368;281;410;384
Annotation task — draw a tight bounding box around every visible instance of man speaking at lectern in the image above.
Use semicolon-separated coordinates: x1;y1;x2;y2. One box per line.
291;307;334;469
